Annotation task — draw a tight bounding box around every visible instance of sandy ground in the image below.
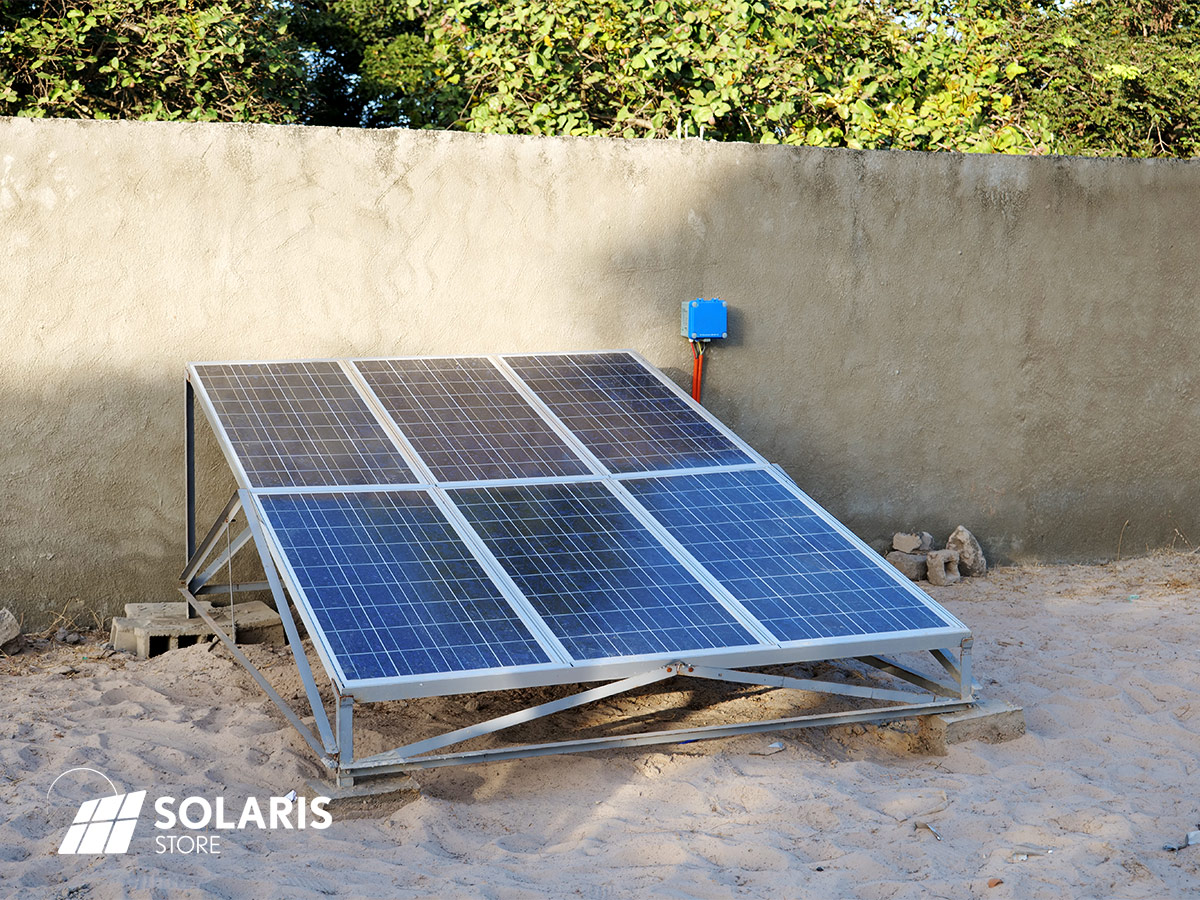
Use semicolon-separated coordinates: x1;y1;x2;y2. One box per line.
2;553;1199;900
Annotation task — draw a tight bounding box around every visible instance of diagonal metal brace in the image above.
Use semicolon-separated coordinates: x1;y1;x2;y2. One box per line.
356;666;675;765
855;655;961;698
931;645;979;695
238;490;338;755
190;526;253;592
346;698;972;775
179;586;330;765
181;492;243;586
686;665;933;703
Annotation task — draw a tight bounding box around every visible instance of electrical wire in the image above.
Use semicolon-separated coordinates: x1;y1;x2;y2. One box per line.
690;339;707;402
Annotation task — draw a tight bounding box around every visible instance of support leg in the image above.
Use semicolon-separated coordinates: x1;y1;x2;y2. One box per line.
336;694;355;787
186;379;196;618
959;638;974;701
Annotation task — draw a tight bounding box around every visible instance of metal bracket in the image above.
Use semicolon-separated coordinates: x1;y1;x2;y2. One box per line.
179;495;338;758
330;657;973;784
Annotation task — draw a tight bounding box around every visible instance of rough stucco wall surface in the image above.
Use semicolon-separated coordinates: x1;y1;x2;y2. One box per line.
1;117;1197;626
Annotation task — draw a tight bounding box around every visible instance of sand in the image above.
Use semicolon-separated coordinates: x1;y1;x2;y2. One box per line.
2;553;1199;899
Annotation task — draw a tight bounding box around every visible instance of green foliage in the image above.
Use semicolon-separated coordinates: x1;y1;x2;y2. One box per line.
421;0;1052;152
0;0;304;122
2;0;1195;156
998;0;1200;156
289;0;463;127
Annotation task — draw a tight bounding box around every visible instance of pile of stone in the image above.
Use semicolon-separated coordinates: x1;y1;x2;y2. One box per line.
885;526;986;586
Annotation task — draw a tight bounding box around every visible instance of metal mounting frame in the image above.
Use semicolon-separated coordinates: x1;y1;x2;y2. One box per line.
182;357;979;787
179;494;975;787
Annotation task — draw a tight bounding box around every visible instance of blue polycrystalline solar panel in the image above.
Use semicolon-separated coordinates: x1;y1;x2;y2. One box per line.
257;491;551;681
624;469;952;642
504;352;754;474
355;357;592;482
194;362;417;488
450;481;761;660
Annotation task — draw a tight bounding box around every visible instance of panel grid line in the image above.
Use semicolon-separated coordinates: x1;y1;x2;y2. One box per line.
623;469;952;643
194;361;417;488
355;357;592;482
257;490;552;682
504;352;754;474
449;481;763;661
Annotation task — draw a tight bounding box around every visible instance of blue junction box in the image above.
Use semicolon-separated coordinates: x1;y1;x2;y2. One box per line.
681;298;728;340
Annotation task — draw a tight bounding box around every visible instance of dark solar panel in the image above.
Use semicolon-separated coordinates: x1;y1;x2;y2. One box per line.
504;352;754;474
449;481;761;660
624;469;951;642
355;357;592;482
258;490;552;681
194;361;417;488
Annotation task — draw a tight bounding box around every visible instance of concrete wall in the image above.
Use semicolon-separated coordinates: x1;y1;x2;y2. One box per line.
2;117;1197;627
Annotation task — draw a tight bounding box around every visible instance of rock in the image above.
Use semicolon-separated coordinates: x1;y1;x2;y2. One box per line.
886;551;928;581
64;632;82;644
0;608;19;646
892;532;923;553
55;627;69;642
946;526;987;577
926;549;961;586
917;532;934;551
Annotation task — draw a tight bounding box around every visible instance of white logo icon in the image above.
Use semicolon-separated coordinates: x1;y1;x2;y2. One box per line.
58;791;146;855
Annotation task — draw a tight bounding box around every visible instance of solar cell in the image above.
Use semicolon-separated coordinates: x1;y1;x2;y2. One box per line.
194;361;417;488
504;352;754;474
257;490;552;681
449;481;762;660
355;357;592;482
623;469;952;642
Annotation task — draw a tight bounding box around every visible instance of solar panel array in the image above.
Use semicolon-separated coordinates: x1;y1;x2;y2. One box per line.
190;351;966;689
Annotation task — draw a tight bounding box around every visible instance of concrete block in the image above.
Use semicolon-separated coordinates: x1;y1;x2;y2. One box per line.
886;551;927;581
124;602;191;619
934;697;1025;745
946;525;987;577
110;600;283;658
306;774;421;820
926;549;961;586
108;617;140;654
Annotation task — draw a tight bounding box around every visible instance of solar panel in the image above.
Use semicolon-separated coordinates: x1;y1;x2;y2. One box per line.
450;481;763;660
257;490;553;682
193;361;417;488
623;469;952;642
504;352;755;474
354;357;592;482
